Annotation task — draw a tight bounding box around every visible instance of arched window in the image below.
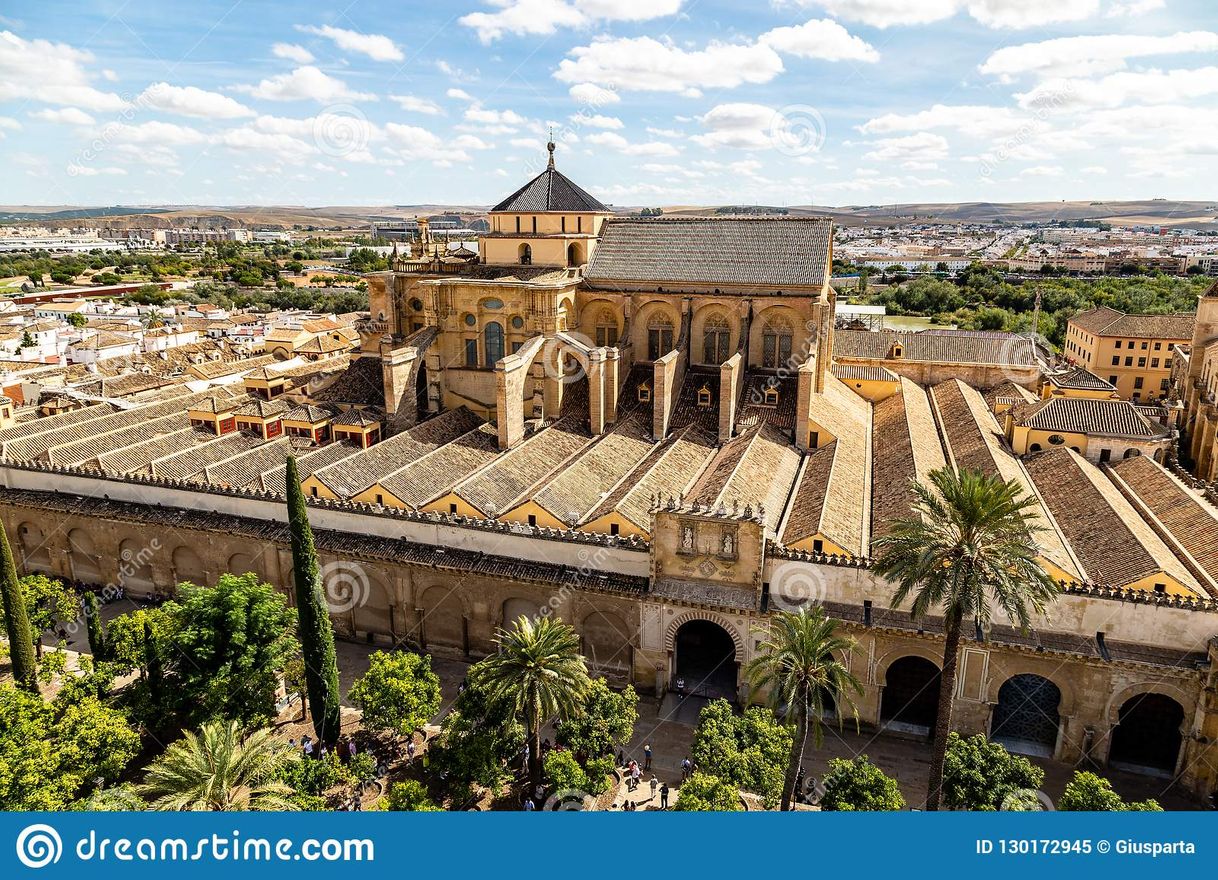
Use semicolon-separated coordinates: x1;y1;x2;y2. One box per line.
762;318;793;368
568;242;584;267
647;313;674;361
703;313;731;364
484;321;504;366
594;308;618;347
519;243;532;265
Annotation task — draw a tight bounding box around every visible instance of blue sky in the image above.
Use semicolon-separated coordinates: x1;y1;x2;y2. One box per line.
1;0;1216;208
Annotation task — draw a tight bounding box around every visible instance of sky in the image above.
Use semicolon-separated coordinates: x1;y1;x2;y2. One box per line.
0;0;1216;209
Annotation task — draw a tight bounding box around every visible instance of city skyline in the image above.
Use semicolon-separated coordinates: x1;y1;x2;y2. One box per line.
1;0;1217;208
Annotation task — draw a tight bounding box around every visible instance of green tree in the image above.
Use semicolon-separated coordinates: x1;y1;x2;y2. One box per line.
139;720;299;811
820;756;905;811
470;615;590;792
66;311;88;328
82;591;108;660
385;780;442;811
18;574;79;659
941;732;1043;810
554;678;638;758
428;676;525;796
347;650;441;741
285;457;341;745
872;468;1059;810
73;785;146;811
0;683;139;809
673;772;742;811
691;700;792;808
0;521;37;691
169;573;297;726
744;607;862;810
1058;771;1162;812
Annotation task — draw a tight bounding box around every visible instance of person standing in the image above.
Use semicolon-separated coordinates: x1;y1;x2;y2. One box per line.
681;757;691;781
643;743;652;771
660;782;670;810
649;775;658;800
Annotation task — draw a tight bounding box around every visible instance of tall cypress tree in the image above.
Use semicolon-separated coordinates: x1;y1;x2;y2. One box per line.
285;456;341;745
83;590;108;661
0;520;37;692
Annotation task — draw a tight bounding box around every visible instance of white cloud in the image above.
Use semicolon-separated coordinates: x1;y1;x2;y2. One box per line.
571;112;622;129
556;36;784;96
862;132;950;162
510;136;545;150
453;134;494;150
272;43;315;64
981;32;1218;79
568;82;619;105
447;88;474;102
139;82;254;119
860;103;1030;138
390;94;443;115
385;122;470;163
235;66;376;102
646;126;683;138
791;0;1097;29
692;102;828;154
30;107;94;125
460;0;682;43
760;19;879;62
1016;67;1218;110
586;130;681;156
66;163;126;177
0;30;126;111
1107;0;1163;15
1020;164;1064;176
216;127;317;162
462;103;526;133
104;120;207;146
296;24;404;62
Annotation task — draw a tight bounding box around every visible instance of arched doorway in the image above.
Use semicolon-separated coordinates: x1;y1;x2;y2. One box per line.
118;538;157;596
17;522;52;574
502;597;541;630
67;528;102;586
567;242;584;267
674;619;737;701
418;585;466;654
518;243;532;265
1108;693;1184;776
991;674;1061;757
581;610;632;677
880;656;940;736
172;545;207;587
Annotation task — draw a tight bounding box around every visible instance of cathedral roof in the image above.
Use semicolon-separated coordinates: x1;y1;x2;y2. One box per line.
490;144;610;213
584;217;832;289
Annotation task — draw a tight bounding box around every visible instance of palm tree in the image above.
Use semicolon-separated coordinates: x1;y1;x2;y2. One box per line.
139;719;299;811
872;467;1059;811
745;607;863;811
470;615;591;792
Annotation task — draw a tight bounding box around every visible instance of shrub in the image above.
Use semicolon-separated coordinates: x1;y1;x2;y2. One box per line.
385;780;441;812
584;755;615;796
820;756;905;811
1058;772;1162;812
673;773;742;811
544;750;589;793
941;733;1043;811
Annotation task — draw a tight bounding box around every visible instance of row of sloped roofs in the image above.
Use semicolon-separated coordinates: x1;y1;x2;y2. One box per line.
4;360;1218;598
1069;306;1195;340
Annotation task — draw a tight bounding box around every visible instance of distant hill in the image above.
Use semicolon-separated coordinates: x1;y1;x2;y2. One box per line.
2;199;1215;230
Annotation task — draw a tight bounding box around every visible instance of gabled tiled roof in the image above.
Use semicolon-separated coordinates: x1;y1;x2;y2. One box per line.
1010;396;1165;438
1048;366;1115;392
831;363;899;383
584;217;832;289
835;329;1038;367
1069;306;1194;340
490;162;609;213
235;399;289;419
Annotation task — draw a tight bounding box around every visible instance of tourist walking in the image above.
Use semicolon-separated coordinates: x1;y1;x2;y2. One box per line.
649;775;658;799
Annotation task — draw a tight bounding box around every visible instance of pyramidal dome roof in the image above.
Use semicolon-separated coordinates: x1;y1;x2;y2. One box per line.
491;142;610;213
